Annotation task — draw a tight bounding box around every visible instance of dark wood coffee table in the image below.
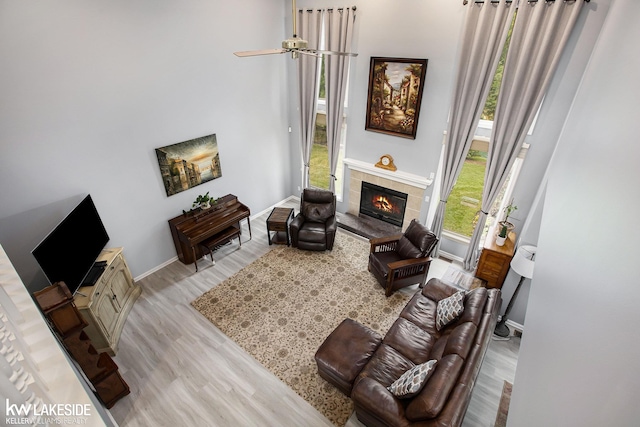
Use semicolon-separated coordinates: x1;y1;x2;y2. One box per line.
267;207;294;246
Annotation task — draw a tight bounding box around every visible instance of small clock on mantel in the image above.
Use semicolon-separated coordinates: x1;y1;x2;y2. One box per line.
375;154;397;171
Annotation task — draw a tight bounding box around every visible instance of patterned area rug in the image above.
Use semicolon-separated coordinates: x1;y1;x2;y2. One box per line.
494;381;513;427
191;231;412;426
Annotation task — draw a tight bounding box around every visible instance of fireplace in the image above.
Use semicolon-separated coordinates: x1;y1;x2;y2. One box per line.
359;182;408;227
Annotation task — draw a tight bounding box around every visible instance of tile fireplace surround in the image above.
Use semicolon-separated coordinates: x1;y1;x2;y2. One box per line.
343;158;432;230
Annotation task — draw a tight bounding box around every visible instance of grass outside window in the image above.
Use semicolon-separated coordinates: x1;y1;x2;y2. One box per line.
443;154;486;237
309;143;330;190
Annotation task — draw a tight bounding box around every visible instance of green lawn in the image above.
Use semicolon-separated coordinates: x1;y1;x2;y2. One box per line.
443;156;486;237
309;143;330;189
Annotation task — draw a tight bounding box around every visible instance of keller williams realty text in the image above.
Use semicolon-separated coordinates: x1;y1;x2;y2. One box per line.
5;402;91;417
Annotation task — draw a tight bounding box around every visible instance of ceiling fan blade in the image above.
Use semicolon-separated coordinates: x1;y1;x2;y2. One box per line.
317;50;359;57
296;49;321;58
234;49;286;57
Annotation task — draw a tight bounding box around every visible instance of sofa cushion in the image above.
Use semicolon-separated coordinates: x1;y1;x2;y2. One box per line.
458;287;489;326
405;353;464;420
383;317;436;364
368;251;403;278
436;291;465;331
387;359;437;399
357;344;414;387
399;292;439;334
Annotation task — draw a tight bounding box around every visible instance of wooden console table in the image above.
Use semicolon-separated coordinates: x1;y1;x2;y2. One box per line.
475;227;516;289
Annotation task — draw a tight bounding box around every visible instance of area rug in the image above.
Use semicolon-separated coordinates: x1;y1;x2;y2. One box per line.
191;231;412;426
494;380;513;427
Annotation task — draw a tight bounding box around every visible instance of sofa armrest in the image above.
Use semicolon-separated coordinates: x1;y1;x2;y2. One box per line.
421;278;460;302
351;377;406;426
386;257;432;279
369;235;403;254
325;215;337;232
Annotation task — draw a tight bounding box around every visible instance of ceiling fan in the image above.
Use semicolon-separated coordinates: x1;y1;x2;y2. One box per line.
234;0;357;59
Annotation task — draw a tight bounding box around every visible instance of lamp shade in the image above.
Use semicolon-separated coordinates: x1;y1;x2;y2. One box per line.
510;245;536;279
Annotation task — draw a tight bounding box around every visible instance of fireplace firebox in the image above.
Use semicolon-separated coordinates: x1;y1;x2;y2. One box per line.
359;182;408;227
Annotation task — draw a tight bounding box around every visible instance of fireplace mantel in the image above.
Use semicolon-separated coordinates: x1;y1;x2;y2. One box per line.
343;158;433;189
344;158;431;230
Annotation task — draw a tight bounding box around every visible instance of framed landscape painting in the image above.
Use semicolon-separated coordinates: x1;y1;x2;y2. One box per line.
365;57;428;139
155;134;222;197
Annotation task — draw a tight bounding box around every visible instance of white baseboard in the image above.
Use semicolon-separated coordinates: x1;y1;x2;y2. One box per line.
437;250;465;264
506;319;524;335
134;256;177;282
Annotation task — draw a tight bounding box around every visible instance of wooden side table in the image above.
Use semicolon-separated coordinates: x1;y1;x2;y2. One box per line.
267;207;294;246
475;227;516;289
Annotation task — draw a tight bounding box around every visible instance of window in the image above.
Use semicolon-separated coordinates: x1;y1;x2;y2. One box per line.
443;12;526;241
309;57;349;200
443;137;527;239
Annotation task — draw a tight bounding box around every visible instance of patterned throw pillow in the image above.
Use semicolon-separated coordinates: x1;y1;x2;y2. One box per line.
387;359;438;399
436;291;465;331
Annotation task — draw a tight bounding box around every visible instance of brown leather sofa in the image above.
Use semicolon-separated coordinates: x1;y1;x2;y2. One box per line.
315;278;501;427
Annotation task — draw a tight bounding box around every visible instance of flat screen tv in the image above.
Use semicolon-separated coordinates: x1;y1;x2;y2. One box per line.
32;195;110;295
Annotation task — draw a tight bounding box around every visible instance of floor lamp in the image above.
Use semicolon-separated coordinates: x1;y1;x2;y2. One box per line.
494;245;537;338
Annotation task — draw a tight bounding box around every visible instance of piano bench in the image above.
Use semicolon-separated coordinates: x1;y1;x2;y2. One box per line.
197;225;242;270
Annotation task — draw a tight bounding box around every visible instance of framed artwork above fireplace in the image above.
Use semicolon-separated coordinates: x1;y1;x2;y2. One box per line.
365;57;428;139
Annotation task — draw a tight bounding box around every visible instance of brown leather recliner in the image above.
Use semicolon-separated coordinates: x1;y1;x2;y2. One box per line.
290;189;337;251
369;219;438;297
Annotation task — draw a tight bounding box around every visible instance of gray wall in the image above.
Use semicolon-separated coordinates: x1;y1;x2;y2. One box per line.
509;0;640;424
0;0;291;291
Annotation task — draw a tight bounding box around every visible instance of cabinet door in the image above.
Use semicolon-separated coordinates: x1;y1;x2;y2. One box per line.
109;255;134;309
94;292;118;340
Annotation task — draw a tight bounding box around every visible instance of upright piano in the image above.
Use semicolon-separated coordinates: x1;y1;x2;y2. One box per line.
168;194;251;270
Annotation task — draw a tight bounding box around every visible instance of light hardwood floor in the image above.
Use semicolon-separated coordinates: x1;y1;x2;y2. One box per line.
109;199;519;427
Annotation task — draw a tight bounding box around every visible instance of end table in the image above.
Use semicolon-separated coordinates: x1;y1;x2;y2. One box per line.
267;207;294;246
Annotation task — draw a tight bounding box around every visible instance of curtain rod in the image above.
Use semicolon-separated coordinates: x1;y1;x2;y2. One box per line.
304;6;357;12
463;0;588;4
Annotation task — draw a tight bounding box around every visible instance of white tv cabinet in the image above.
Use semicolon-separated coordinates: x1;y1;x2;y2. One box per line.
74;247;141;356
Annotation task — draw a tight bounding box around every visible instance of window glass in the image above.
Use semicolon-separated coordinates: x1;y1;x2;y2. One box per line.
443;138;526;239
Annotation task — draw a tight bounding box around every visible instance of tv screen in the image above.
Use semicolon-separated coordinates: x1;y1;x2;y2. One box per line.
32;195;110;295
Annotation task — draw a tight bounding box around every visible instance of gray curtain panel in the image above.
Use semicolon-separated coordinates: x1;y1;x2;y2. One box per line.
430;0;513;257
462;0;586;270
297;9;323;189
324;7;356;192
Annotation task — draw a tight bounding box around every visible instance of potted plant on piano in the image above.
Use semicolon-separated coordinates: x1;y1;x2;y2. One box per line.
193;191;214;210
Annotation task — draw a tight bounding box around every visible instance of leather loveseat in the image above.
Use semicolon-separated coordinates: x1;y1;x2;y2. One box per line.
315;278;501;427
